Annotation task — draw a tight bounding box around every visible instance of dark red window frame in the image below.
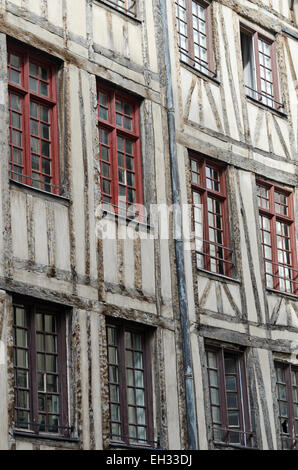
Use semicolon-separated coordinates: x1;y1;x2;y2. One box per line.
13;298;69;437
7;41;60;195
257;180;297;295
175;0;215;77
97;83;143;219
106;318;154;447
240;26;281;110
275;362;298;450
190;153;233;277
206;346;253;447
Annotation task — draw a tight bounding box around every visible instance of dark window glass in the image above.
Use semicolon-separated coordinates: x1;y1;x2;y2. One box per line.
106;321;153;446
240;28;281;110
206;347;252;447
175;0;215;77
191;155;234;277
256;182;297;295
97;85;143;220
7;42;60;194
275;363;298;450
13;302;68;436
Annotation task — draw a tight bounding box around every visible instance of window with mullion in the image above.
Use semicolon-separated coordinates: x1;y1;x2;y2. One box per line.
13;302;68;436
240;27;280;110
257;182;297;295
97;85;143;218
106;321;153;446
275;363;298;450
175;0;214;76
206;347;251;447
7;43;59;194
191;155;233;277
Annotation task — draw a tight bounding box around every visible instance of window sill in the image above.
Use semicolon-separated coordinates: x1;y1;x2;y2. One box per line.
266;288;297;300
10;179;71;205
109;440;162;450
213;440;257;450
94;0;142;23
101;208;154;232
13;430;79;443
180;60;220;86
197;268;241;284
246;95;288;118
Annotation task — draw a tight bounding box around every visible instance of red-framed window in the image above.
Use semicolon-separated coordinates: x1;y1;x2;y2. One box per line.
275;363;298;450
240;26;282;110
13;299;69;436
7;42;60;194
206;346;253;447
190;154;233;277
257;181;297;295
97;84;143;218
106;319;154;446
175;0;215;77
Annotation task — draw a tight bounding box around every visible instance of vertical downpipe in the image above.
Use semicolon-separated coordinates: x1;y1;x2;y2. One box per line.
159;0;198;450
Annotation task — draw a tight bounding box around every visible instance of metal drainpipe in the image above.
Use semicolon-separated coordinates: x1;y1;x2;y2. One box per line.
159;0;198;450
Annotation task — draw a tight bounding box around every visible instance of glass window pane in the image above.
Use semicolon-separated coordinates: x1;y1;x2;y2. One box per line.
29;62;38;76
127;387;135;405
46;355;57;373
228;411;240;427
135;388;145;406
111;403;120;421
126;369;134;386
209;370;218;387
136;407;146;425
45;335;57;353
225;375;237;392
109;365;118;383
48;414;59;433
10;54;21;68
38;394;46;411
46;374;58;393
210;388;219;405
15;308;27;327
134;352;143;369
17;349;28;368
17;390;29;408
135;370;144;388
10;69;20;84
109;384;119;402
224;357;237;374
11;94;21;112
40;82;49;96
29;77;38;92
16;370;28;388
227;393;238;409
212;406;221;423
128;406;136;423
16;329;27;348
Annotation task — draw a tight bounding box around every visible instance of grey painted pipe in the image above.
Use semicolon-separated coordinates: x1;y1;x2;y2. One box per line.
159;0;198;450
